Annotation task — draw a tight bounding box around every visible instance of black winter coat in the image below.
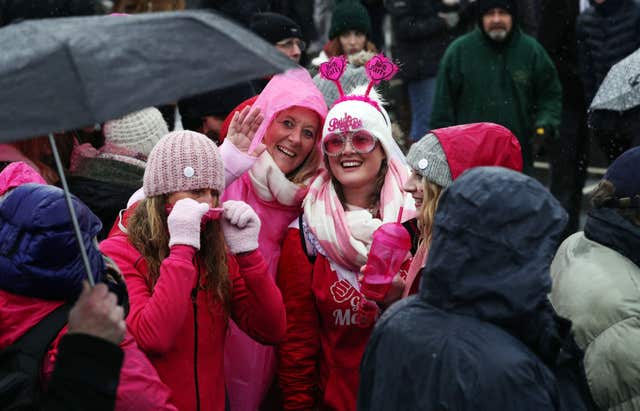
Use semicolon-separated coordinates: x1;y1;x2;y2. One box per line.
576;0;640;103
538;0;585;108
358;167;596;411
385;0;472;80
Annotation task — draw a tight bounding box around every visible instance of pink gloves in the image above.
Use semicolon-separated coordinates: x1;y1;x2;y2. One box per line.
221;200;261;254
167;198;209;250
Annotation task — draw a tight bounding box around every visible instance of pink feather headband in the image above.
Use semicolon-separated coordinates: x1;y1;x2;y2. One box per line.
319;54;399;111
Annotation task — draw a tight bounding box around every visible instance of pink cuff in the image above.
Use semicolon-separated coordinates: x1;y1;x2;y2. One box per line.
219;139;258;187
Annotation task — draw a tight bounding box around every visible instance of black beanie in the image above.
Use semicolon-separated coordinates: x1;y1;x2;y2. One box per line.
475;0;517;19
329;0;372;39
178;83;257;120
249;12;302;44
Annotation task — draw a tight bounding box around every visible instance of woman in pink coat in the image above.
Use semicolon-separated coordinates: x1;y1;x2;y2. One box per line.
221;68;329;411
100;131;286;411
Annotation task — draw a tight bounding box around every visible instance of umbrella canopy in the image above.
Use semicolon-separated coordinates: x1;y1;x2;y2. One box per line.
0;10;295;142
590;47;640;112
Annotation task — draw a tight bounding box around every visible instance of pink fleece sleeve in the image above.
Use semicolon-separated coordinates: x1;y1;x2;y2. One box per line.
228;250;286;345
219;139;258;187
100;238;198;354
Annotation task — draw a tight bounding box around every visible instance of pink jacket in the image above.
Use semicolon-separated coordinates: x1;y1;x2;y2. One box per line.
221;68;329;411
222;173;304;410
0;290;177;411
100;230;286;411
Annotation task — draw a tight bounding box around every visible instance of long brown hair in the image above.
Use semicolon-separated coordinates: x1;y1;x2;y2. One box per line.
127;195;232;315
417;178;444;247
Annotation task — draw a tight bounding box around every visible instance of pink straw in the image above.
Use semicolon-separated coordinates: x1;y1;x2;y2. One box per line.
396;206;404;224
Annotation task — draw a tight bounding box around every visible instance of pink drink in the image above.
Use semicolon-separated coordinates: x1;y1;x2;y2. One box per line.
360;222;412;302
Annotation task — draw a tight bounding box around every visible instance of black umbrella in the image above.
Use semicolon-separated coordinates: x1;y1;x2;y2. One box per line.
0;10;295;284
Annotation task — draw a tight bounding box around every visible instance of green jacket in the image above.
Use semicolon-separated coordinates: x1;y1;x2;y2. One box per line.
431;27;562;170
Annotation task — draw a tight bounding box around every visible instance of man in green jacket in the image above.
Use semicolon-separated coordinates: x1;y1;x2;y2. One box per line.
430;0;562;174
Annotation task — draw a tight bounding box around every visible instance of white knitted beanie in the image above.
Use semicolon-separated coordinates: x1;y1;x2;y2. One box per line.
103;107;168;158
143;130;224;197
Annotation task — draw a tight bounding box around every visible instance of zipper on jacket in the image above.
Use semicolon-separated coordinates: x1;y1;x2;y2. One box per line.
191;286;200;411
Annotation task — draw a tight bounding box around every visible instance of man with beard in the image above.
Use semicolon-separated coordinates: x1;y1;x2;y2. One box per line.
430;0;562;175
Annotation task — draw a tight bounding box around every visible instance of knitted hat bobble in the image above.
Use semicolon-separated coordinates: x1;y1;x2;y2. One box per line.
407;133;453;188
329;0;372;39
143;130;224;197
103;107;168;158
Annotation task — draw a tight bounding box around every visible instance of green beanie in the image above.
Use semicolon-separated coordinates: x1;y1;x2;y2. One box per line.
329;0;372;40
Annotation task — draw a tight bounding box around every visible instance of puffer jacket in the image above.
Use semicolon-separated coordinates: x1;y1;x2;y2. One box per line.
0;182;104;300
550;207;640;410
576;0;640;103
0;175;177;411
359;167;595;411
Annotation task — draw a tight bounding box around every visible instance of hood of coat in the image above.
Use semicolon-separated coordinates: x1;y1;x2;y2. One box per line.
420;167;567;327
431;122;523;180
0;183;104;301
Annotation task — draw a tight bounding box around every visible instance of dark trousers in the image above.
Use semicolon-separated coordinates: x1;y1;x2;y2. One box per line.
550;104;588;237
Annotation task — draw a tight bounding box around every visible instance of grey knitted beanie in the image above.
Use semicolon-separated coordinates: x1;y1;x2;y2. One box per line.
314;65;369;108
406;133;453;187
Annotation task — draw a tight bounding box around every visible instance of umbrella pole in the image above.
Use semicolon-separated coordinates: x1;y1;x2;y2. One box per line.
47;133;95;287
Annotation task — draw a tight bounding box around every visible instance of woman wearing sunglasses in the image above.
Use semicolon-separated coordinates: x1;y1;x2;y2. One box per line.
276;85;415;411
99;130;286;411
220;68;328;411
400;123;523;297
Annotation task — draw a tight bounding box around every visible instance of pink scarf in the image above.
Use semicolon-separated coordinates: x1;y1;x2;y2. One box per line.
247;152;310;206
303;158;415;273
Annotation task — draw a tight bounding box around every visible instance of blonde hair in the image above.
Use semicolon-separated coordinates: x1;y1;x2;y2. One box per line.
127;195;232;315
278;109;325;185
417;178;444;247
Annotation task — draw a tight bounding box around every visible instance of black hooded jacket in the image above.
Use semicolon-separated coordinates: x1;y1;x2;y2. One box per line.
576;0;640;103
358;167;596;411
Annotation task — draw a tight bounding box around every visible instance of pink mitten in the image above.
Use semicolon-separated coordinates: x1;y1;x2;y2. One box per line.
221;200;261;254
167;198;210;250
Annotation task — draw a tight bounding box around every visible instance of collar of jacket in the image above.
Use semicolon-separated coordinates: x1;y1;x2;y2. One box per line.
584;206;640;267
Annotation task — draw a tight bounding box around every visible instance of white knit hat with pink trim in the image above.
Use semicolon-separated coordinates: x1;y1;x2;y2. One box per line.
143;130;224;197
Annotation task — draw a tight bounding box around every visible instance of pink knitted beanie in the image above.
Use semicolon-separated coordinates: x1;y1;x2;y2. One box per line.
143;130;224;197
